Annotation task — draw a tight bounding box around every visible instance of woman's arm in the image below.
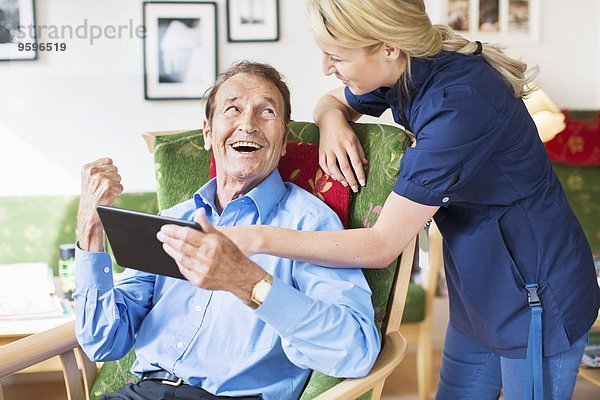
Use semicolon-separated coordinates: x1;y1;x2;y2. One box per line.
315;87;367;192
225;192;439;269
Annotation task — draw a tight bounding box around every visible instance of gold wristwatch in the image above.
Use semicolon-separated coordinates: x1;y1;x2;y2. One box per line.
247;272;273;309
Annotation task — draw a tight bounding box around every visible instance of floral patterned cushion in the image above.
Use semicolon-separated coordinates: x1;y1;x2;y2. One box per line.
92;121;410;399
545;110;600;166
209;141;351;226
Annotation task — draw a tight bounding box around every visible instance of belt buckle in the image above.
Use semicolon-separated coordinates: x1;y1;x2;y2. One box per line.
161;378;183;387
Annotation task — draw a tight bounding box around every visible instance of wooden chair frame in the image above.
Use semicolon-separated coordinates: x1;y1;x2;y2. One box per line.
400;222;443;400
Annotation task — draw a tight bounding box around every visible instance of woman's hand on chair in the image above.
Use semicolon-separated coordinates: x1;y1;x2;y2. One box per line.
314;88;368;193
318;117;368;193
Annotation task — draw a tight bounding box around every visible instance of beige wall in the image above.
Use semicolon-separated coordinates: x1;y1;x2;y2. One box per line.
1;0;598;195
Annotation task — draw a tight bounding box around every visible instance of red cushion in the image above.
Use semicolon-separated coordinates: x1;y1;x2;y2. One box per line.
209;142;351;227
544;110;600;166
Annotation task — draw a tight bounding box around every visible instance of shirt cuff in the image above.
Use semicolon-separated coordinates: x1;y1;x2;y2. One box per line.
75;243;115;290
254;276;309;335
394;176;452;207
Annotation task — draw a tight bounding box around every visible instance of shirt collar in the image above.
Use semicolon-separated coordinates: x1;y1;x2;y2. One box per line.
193;169;287;224
376;59;430;105
406;56;434;96
378;54;441;101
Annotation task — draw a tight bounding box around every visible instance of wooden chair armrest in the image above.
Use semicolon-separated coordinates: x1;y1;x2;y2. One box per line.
313;330;408;400
0;321;97;400
0;321;78;377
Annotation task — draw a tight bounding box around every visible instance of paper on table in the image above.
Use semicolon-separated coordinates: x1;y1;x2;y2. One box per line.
0;294;67;319
0;262;55;296
0;263;65;319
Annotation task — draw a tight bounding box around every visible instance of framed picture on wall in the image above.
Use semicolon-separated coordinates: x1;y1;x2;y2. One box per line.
143;1;217;100
443;0;540;44
0;0;37;61
227;0;279;42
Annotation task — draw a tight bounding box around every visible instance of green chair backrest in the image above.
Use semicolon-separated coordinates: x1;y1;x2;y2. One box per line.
89;121;410;400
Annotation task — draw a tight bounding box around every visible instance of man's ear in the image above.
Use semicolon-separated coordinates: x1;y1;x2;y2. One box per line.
203;120;212;151
280;132;287;157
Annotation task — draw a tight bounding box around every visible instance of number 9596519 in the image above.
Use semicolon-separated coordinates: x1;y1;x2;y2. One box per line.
18;42;67;52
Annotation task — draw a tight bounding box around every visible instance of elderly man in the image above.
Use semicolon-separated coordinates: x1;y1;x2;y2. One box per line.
74;61;380;400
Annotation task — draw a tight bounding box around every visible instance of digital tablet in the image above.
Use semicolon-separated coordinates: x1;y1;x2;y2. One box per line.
97;205;202;280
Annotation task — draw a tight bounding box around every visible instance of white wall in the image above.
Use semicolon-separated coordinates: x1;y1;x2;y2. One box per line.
425;0;600;108
1;0;599;196
0;0;337;195
506;1;600;108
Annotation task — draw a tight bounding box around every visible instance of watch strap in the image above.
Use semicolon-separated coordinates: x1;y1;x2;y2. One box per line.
247;272;273;309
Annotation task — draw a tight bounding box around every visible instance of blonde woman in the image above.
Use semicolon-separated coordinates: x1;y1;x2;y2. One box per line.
161;1;599;398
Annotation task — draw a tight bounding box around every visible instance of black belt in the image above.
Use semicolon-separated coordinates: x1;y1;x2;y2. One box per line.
140;370;261;399
142;370;187;386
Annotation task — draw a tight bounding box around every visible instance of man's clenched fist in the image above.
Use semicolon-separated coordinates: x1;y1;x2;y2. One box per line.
77;158;123;251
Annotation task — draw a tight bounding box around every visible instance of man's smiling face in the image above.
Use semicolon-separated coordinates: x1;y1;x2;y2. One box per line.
203;73;287;192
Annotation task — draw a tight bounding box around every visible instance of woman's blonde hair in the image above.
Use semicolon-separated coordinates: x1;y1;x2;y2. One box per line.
306;0;536;98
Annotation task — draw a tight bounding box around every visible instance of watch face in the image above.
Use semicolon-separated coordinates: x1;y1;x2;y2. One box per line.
254;280;271;302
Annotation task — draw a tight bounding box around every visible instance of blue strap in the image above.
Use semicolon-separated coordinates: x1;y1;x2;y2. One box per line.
524;284;543;400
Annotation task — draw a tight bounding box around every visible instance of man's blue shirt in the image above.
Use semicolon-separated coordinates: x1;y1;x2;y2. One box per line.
346;51;600;358
74;169;380;400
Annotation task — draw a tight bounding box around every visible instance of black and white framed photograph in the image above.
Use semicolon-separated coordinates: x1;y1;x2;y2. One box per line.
0;0;36;61
143;1;217;100
441;0;539;43
227;0;279;42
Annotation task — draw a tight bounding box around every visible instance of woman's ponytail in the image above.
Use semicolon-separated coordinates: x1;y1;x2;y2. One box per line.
433;25;537;98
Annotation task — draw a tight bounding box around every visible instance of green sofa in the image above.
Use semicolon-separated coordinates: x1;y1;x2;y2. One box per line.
0;193;159;275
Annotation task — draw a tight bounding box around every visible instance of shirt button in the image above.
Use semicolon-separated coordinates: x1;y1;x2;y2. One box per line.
442;197;449;203
176;341;184;348
194;305;202;312
103;267;110;273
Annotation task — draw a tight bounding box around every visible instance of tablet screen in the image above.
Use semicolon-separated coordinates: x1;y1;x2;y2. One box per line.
97;205;202;279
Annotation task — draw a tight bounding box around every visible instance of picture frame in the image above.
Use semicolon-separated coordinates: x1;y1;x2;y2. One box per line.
443;0;540;44
143;1;217;100
227;0;279;42
0;0;37;61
